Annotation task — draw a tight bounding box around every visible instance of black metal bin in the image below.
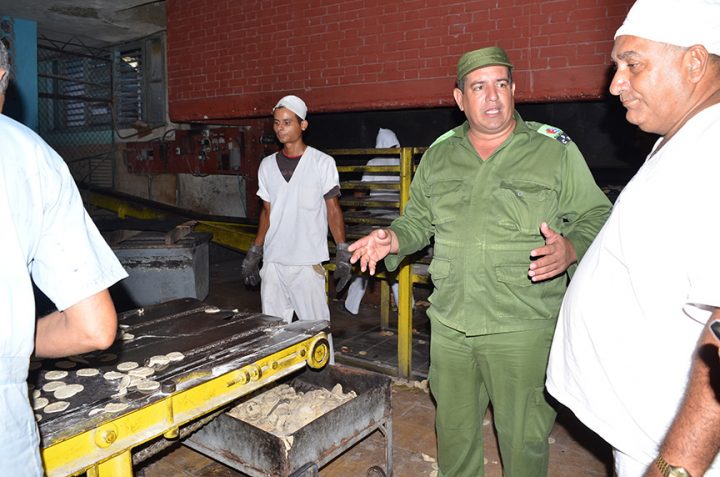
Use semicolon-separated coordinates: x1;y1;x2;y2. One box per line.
184;364;392;477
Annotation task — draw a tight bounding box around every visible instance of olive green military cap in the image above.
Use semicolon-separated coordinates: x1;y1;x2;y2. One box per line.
456;46;513;82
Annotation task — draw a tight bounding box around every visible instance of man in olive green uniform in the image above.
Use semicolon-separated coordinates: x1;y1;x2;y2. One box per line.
349;47;611;477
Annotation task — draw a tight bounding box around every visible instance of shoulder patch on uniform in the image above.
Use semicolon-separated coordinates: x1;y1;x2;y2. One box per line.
536;124;572;145
428;129;456;148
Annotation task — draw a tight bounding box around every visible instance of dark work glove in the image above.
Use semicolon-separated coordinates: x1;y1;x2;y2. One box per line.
334;242;353;293
240;244;263;286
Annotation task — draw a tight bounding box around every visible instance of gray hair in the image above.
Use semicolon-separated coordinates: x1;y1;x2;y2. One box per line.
0;40;10;94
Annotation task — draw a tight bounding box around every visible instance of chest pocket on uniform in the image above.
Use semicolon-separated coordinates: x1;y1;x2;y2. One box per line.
428;179;464;225
495;179;556;234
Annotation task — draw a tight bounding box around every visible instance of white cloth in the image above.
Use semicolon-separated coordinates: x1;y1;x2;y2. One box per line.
257;146;339;265
0;114;127;475
273;95;307;120
345;277;403;315
363;128;401;197
345;128;415;314
614;0;720;56
546;103;720;475
260;263;329;322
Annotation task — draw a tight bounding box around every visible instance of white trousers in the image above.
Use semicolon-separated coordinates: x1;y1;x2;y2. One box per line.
344;276;414;315
260;262;330;323
260;262;335;364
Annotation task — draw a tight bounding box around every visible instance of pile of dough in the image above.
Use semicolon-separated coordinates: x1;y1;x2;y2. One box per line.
227;383;356;436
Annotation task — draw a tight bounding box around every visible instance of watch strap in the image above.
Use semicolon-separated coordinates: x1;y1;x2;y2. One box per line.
655;456;693;477
656;456;672;477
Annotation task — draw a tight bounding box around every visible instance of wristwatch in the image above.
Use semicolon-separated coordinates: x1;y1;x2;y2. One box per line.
655;456;693;477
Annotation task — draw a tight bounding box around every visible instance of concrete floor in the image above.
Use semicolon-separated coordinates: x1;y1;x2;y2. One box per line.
131;246;613;477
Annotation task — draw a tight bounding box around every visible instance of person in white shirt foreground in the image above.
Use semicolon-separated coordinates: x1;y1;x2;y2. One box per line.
0;41;128;475
546;1;720;476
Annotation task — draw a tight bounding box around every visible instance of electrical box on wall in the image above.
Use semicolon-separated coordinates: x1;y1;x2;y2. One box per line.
125;126;246;175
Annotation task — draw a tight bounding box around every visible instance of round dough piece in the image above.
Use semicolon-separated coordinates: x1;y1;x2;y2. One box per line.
44;401;70;413
136;380;160;393
104;402;129;413
54;384;84;400
77;368;100;377
45;370;68;381
32;389;42;399
103;371;125;381
128;366;154;378
121;332;135;341
42;381;67;392
118;375;131;390
35;414;42;422
117;361;139;372
166;352;185;362
32;397;49;410
147;355;170;367
55;360;77;369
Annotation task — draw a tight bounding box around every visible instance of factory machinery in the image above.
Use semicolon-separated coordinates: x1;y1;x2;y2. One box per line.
33;299;392;477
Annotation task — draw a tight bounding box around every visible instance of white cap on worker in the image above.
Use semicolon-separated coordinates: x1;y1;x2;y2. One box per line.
273;95;308;120
375;128;400;148
615;0;720;56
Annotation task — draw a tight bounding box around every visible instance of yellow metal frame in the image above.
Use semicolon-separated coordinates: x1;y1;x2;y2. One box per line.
42;332;329;477
332;146;425;378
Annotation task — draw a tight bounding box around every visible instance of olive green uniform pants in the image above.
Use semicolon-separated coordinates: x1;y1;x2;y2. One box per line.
429;319;557;477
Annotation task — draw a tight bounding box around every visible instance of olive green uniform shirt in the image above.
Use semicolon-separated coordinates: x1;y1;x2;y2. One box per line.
385;113;612;335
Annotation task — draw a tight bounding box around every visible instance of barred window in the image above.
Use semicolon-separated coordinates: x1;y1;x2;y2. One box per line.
113;34;166;128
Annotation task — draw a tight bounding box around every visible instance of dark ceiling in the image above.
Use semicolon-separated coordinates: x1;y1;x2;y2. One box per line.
0;0;166;49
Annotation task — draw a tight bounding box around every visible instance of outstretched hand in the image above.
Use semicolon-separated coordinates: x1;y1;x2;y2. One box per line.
348;228;396;276
528;222;577;282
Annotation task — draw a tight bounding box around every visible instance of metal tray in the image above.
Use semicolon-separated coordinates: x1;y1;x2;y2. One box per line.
184;364;392;477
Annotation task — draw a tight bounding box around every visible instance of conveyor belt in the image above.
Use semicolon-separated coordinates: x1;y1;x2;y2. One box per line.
33;298;330;477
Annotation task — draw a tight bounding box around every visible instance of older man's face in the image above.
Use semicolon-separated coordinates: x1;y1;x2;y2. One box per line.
610;35;688;135
453;65;516;138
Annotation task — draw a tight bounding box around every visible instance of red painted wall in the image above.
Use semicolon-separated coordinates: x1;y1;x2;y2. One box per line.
167;0;632;122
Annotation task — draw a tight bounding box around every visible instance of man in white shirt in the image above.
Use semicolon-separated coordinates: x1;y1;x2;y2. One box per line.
0;41;128;475
240;95;351;323
546;1;720;476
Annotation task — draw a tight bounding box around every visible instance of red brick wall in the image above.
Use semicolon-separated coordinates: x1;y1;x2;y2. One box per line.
167;0;632;122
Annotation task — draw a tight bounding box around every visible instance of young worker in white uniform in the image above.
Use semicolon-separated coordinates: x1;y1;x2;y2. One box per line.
240;95;351;323
344;128;415;314
0;42;128;475
546;1;720;476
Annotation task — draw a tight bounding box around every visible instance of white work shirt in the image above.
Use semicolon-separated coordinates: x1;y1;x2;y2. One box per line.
0;114;127;475
547;104;720;471
257;146;339;265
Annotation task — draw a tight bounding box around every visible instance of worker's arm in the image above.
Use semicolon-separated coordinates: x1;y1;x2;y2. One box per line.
35;289;118;358
644;309;720;477
326;196;346;245
253;200;271;246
